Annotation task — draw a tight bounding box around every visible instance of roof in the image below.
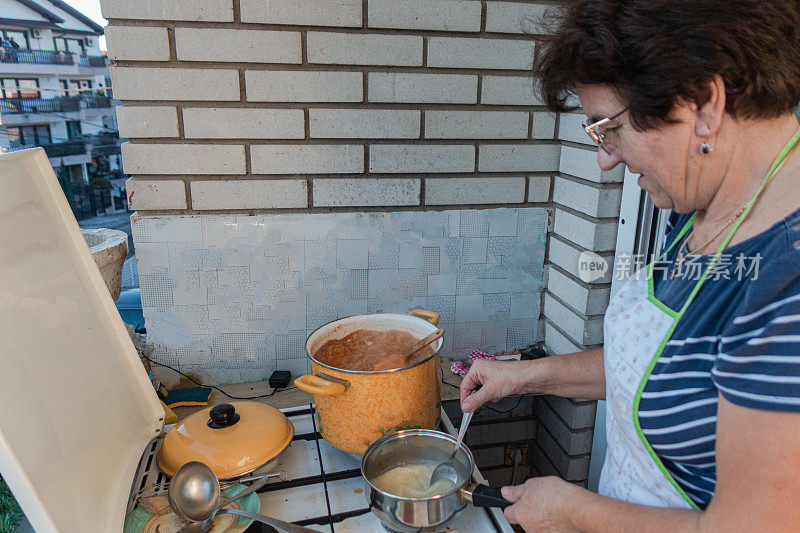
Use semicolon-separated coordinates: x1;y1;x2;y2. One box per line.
0;17;61;30
44;0;104;35
12;0;64;23
4;0;104;36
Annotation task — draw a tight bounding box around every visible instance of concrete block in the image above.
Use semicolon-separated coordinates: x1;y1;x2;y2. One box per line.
482;467;516;487
369;144;474;173
110;67;240;101
126;178;187;210
536;400;593;455
251;144;363;174
425;177;525;205
478;144;559;173
535;424;591;481
122;143;246;174
246;70;362;102
309;109;419;138
543;395;597;430
553;178;622;218
481;75;540;106
472;446;507;468
191;179;307;209
547;235;614;284
532;112;556;139
368;72;477;104
428;37;533;70
368;0;481;31
560;145;625;183
175;28;301;63
553;208;618;252
543;292;604;345
312;178;420;207
558;112;595;146
544;321;585;355
527;175;551;203
100;0;233;21
308;32;422;66
425;111;528;139
485;2;549;34
104;26;169;61
547;266;611;316
240;0;362;27
115;106;178;138
183;108;305;139
464;419;536;447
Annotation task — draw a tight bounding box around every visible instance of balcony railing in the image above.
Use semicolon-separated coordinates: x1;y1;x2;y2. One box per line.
0;48;74;65
42;140;87;158
78;55;108;68
0;95;113;114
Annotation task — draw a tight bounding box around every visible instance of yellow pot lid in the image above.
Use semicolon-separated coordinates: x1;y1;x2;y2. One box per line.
158;401;293;479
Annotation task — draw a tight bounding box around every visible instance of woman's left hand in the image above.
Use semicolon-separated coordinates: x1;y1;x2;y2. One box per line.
501;476;582;532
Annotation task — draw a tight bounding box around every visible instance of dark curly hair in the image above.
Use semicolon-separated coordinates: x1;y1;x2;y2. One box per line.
535;0;800;130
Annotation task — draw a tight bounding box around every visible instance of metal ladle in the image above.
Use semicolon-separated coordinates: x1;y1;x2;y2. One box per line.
429;400;475;487
169;461;316;533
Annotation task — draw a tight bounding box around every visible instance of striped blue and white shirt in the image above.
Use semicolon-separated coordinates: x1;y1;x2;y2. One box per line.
638;207;800;508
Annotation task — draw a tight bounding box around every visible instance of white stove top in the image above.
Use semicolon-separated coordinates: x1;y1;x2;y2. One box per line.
129;405;512;533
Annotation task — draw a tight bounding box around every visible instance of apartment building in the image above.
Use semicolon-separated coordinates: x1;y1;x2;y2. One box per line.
0;0;125;216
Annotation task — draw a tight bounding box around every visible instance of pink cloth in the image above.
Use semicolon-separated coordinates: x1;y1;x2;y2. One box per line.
450;350;496;375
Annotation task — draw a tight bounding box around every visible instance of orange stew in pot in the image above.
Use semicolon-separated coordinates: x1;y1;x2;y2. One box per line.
313;329;435;371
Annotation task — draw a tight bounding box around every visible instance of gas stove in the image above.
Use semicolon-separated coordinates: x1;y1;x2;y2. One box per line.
129;405;512;532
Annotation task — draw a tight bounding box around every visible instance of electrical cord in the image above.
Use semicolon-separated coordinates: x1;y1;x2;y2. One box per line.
440;372;527;414
141;354;296;400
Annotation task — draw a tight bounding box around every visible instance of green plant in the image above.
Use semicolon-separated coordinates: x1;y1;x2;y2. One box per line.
0;475;23;533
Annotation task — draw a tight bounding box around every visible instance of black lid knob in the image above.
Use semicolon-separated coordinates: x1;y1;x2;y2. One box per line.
208;403;240;429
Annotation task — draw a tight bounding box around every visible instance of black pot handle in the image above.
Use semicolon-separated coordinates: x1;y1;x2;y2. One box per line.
462;483;511;509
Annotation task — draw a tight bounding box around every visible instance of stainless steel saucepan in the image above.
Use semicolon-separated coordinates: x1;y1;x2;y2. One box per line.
361;429;510;532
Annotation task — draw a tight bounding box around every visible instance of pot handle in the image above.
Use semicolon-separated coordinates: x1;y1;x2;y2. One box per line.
461;483;511;509
408;309;440;326
294;373;349;396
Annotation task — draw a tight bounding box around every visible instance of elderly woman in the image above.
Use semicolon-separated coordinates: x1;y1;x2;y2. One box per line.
460;1;800;530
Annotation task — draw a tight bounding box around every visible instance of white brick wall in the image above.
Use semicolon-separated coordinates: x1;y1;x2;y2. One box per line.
191;180;308;210
251;144;363;174
104;26;169;61
478;144;560;172
246;70;362;102
482;76;540;106
368;73;477;104
553;178;623;218
532;112;557;139
122;144;246;174
115;106;179;138
544;321;585;355
309;109;420;139
183;108;305;139
425;177;526;205
428;37;534;70
485;2;550;34
560;145;626;183
528;175;552;203
240;0;362;27
308;33;423;66
370;144;475;173
547;266;611;316
175;29;301;64
547;235;614;284
313;178;420;207
543;293;604;345
425;111;528;139
99;0;233;21
553;208;618;252
368;0;481;32
126;178;187;210
110;67;240;101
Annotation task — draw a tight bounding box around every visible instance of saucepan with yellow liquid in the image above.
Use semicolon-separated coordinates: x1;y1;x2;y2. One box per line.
361;429;510;532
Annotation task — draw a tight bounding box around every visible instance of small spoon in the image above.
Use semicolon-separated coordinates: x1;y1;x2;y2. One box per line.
429;405;474;487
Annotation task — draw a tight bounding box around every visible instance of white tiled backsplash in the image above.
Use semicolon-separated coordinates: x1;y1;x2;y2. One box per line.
135;207;548;384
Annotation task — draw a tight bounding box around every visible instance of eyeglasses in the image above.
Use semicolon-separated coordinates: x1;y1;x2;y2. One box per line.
583;107;628;153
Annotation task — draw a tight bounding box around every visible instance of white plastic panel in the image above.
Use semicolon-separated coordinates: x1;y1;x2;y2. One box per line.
0;149;163;532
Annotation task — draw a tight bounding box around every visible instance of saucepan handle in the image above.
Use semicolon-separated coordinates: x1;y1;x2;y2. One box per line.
408;309;440;326
294;373;349;396
461;483;511;509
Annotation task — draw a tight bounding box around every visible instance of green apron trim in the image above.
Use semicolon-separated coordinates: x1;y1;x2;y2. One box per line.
646;213;695;318
631;126;800;510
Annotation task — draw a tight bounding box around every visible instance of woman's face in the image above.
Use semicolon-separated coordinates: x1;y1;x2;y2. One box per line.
576;84;708;213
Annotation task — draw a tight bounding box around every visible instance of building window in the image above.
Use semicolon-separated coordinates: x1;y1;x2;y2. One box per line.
54;37;85;55
1;78;39;98
1;30;29;49
6;125;52;148
66;121;82;139
61;79;91;97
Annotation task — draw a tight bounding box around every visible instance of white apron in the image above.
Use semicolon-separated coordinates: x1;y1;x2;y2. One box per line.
597;127;800;509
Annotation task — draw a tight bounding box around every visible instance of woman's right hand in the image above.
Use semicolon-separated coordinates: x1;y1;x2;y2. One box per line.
460;359;531;412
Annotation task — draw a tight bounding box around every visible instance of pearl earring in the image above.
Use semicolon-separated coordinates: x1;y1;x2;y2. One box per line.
700;138;713;155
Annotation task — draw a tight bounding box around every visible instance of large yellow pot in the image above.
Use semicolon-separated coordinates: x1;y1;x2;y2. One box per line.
295;310;442;455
